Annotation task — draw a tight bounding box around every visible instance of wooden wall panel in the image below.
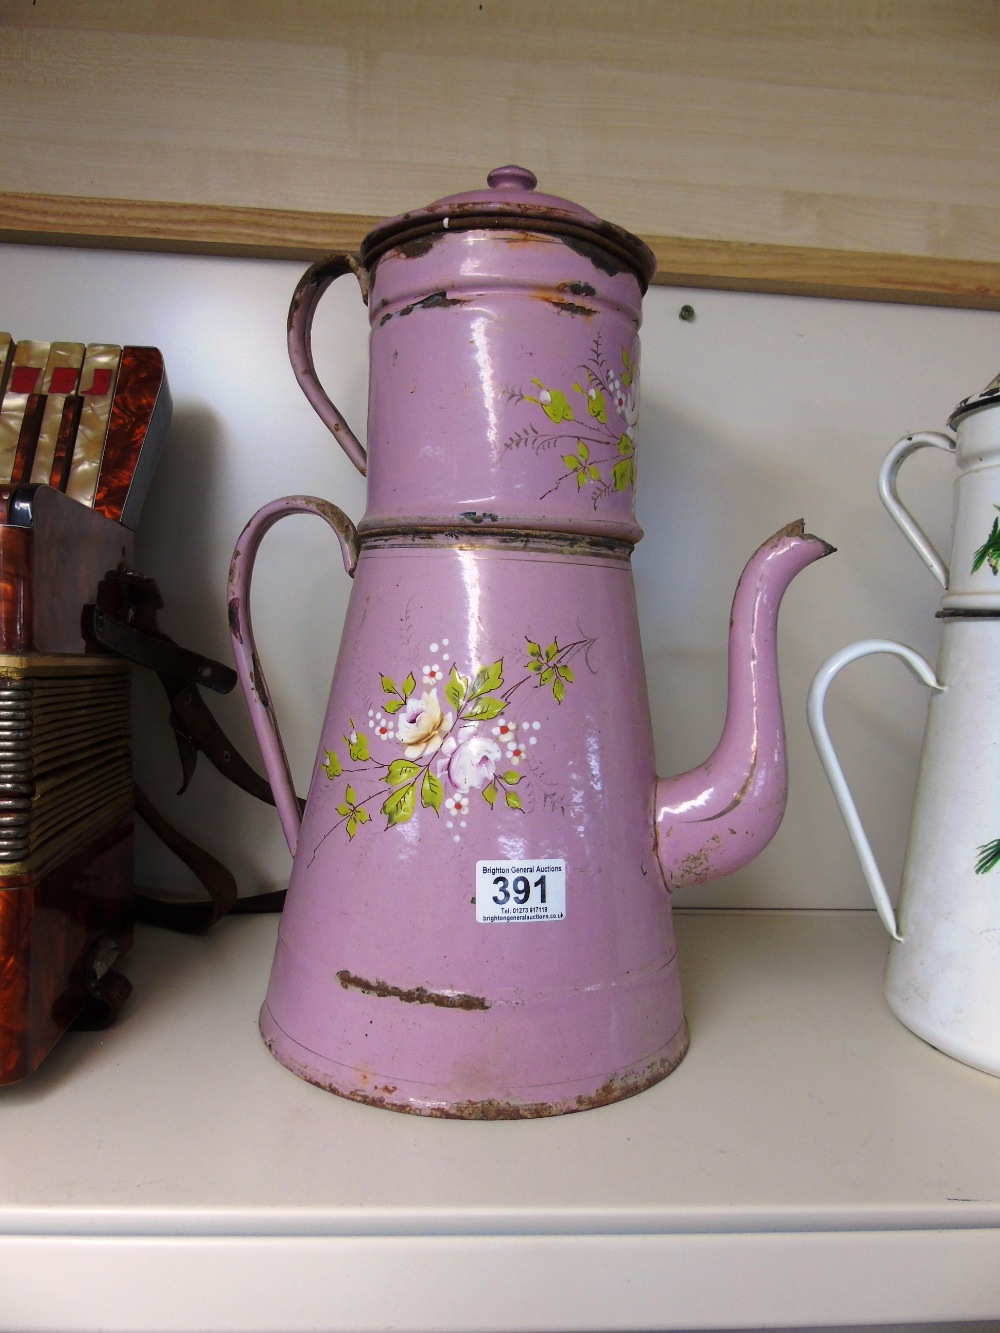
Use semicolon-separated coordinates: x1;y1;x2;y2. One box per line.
1;0;999;305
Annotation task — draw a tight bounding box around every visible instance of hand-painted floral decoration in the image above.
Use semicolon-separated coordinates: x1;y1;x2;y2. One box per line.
971;505;1000;576
319;632;588;841
502;335;640;507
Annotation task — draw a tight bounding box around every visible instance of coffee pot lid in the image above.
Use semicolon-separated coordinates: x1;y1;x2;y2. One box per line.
358;164;657;290
949;370;1000;428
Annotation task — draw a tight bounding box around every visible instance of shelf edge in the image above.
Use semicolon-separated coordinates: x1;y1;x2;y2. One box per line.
3;192;1000;310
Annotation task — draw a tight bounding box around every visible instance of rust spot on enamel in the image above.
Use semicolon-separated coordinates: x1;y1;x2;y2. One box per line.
393;233;441;260
268;1028;691;1119
378;290;466;326
541;297;595;318
336;969;490;1010
558;280;597;298
227;595;242;645
249;651;269;709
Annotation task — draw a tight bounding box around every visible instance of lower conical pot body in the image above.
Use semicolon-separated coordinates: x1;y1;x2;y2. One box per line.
260;533;688;1116
885;617;1000;1076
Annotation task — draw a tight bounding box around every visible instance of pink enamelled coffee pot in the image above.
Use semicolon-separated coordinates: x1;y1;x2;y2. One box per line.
228;167;832;1117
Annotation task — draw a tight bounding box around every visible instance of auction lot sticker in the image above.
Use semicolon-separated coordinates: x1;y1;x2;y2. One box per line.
476;859;566;923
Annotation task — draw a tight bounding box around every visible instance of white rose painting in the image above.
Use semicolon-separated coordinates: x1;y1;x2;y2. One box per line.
396;689;452;760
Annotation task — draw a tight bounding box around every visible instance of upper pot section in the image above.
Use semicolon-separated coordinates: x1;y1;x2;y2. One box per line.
949;370;1000;429
359;165;658;291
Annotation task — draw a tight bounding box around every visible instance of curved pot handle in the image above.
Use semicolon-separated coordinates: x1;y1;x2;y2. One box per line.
228;496;360;856
807;639;944;941
877;431;956;588
287;255;369;476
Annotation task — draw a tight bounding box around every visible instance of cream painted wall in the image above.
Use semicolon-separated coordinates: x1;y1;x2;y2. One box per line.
1;240;997;910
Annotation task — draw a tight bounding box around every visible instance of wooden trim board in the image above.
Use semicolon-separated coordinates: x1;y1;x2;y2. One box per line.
3;191;999;310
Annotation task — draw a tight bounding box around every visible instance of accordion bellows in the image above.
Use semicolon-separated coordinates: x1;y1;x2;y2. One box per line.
0;334;170;1084
0;659;132;870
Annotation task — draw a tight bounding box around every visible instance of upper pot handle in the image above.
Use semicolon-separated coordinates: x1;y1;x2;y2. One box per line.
287;255;369;476
807;639;944;941
877;431;956;588
228;495;360;856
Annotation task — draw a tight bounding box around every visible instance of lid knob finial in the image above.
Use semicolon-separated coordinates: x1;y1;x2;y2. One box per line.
487;165;537;192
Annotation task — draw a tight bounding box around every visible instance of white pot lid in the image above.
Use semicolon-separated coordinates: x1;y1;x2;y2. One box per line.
949;371;1000;428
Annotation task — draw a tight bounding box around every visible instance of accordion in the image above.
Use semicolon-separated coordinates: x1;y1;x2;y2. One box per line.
0;336;170;1083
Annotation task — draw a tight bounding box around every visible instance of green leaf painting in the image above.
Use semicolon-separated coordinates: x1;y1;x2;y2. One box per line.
446;664;469;710
385;759;421;786
421;769;444;813
975;838;1000;875
971;508;1000;576
382;781;417;828
463;695;506;721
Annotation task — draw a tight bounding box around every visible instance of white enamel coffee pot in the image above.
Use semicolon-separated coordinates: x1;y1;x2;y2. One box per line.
809;373;1000;1077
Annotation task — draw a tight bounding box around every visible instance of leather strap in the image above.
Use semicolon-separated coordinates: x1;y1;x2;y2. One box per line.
82;568;294;932
167;682;280;805
133;785;287;933
84;603;236;693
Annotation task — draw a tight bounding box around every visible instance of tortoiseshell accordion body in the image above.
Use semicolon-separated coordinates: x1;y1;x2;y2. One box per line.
0;336;169;1083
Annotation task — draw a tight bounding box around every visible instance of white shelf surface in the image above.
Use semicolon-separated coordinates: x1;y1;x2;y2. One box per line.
3;909;1000;1332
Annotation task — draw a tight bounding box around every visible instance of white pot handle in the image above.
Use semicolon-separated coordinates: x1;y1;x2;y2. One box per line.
877;431;956;588
807;640;944;941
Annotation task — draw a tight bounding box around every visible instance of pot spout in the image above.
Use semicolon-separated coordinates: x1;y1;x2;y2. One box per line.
655;520;834;889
